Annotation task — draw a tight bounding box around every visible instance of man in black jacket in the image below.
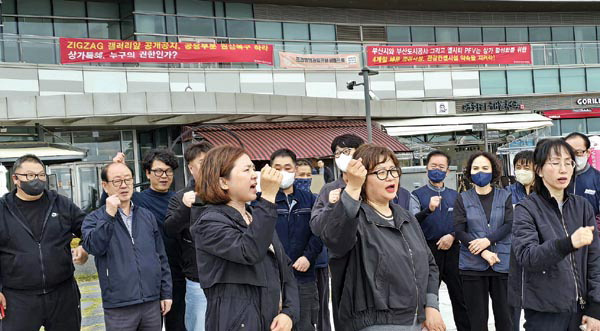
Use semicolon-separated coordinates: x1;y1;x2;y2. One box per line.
0;154;88;331
164;141;213;331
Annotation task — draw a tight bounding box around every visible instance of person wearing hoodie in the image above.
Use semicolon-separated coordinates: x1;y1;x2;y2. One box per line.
164;141;213;331
565;132;600;225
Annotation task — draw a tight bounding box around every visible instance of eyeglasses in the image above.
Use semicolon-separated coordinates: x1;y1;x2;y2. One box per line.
369;168;401;180
108;178;134;187
545;160;576;169
150;168;174;177
334;148;353;158
14;172;47;181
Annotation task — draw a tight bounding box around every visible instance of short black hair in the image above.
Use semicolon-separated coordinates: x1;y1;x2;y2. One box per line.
464;151;502;185
12;154;44;174
533;138;576;194
270;148;297;165
513;150;534;167
565;132;591;150
425;150;451;167
330;134;364;154
142;149;179;172
101;162;134;182
296;159;312;168
184;141;214;163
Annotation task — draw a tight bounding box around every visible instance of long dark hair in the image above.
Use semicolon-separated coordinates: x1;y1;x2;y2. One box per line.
533;138;576;195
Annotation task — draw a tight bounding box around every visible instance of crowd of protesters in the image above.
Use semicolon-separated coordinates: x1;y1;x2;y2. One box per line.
1;131;600;331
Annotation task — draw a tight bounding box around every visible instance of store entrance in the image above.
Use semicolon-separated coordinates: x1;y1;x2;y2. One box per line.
48;163;105;213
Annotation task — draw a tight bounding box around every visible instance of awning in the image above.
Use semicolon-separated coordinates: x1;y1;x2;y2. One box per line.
0;143;87;163
189;120;411;160
380;113;553;137
543;108;600;119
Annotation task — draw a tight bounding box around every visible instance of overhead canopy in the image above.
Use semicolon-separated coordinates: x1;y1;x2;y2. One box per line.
189;120;411;160
380;113;553;137
0;143;87;163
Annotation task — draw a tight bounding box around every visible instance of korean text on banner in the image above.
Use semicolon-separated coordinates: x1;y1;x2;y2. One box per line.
279;52;361;69
60;38;274;65
367;45;531;66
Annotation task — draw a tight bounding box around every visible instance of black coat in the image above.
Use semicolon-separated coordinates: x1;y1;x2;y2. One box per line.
0;189;86;293
512;189;600;319
315;190;439;331
191;198;299;331
164;182;204;282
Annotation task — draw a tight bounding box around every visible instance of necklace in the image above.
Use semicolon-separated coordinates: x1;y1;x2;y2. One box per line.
366;200;393;219
244;211;253;224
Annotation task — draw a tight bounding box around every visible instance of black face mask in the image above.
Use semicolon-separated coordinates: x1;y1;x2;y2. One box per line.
19;179;46;196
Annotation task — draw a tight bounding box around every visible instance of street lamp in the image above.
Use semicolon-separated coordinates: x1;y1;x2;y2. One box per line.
346;67;379;143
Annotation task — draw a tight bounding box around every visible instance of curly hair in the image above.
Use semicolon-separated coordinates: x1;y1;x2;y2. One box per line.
142;149;179;172
464;151;502;185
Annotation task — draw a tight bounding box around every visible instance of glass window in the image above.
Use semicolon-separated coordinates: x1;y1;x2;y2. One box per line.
507;70;533;94
310;24;335;41
483;27;505;42
177;17;214;36
587;68;600;91
311;43;336;54
480;71;507;95
135;15;166;34
284;42;310;54
73;131;122;162
3;17;18;34
176;0;213;16
18;18;54;36
18;0;51;15
552;27;576;64
560;68;586;92
134;0;163;12
53;0;86;16
561;119;586;135
459;27;482;42
576;26;597;41
506;27;528;42
256;22;282;39
87;2;120;19
164;0;175;14
588;118;600;134
3;0;16;14
552;26;574;41
225;3;252;18
550;120;560;137
411;27;435;43
283;23;309;40
435;27;458;43
165;15;177;35
529;27;551;42
54;20;88;38
21;37;56;64
121;16;135;39
226;20;254;38
387;26;411;42
89;21;121;39
575;27;598;64
533;69;560;93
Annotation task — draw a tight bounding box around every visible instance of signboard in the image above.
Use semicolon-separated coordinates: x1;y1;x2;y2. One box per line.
543;108;600;119
462;100;524;113
436;101;450;115
279;52;360;69
576;97;600;106
60;38;274;65
367;45;531;66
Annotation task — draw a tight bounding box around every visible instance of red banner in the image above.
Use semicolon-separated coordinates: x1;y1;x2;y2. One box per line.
367;45;531;66
60;38;273;65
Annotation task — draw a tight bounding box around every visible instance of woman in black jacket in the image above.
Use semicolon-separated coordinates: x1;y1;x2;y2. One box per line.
317;144;445;331
191;145;299;331
512;138;600;331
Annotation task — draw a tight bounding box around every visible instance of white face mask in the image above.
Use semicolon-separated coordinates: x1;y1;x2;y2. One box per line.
280;171;295;189
515;170;534;186
335;153;353;172
576;156;589;171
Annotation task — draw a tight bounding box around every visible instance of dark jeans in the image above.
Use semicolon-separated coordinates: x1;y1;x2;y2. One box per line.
298;281;319;331
512;306;522;331
0;278;81;331
164;236;187;331
427;241;471;331
104;300;162;331
316;267;331;331
461;273;512;331
524;308;583;331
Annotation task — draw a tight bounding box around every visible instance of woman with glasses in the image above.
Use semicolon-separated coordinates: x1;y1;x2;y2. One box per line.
318;144;445;331
453;151;513;331
512;139;600;331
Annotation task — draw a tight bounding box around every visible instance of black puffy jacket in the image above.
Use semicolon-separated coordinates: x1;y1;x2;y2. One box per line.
0;189;86;293
512;188;600;319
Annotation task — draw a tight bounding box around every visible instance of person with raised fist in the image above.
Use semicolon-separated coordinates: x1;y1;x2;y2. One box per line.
317;144;445;331
191;146;299;331
512;138;600;331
